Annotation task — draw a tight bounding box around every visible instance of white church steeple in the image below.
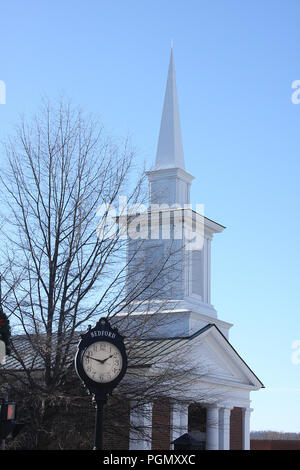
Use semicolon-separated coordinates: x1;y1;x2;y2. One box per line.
155;45;185;171
126;46;229;333
147;47;194;207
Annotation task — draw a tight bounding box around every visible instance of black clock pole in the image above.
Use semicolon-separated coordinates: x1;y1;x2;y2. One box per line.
93;392;107;450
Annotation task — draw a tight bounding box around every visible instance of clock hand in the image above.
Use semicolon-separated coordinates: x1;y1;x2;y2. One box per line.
88;356;105;365
101;354;114;363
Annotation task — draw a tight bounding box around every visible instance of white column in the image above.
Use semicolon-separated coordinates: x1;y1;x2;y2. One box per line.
170;401;189;449
207;237;212;304
129;401;153;450
219;407;232;450
242;408;252;450
179;403;189;436
206;405;219;450
170;402;182;449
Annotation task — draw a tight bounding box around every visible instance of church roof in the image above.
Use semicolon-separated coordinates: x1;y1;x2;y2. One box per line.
1;330;188;371
1;323;264;390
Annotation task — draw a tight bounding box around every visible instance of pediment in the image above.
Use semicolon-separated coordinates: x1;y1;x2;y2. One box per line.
187;324;263;390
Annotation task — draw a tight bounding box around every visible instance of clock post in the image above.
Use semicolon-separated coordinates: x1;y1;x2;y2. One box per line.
75;317;127;450
93;391;106;451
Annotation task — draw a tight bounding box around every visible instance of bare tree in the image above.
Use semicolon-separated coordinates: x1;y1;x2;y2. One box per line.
0;98;146;388
0;98;221;449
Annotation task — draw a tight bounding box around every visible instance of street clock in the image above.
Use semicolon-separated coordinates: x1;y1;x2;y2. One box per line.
75;317;128;450
75;317;127;397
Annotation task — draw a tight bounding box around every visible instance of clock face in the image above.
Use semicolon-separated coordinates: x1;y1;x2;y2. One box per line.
82;341;123;384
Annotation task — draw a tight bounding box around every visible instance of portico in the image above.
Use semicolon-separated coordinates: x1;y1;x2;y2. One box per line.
128;399;253;450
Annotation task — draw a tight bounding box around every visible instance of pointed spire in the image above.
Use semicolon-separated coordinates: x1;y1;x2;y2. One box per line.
155;46;185;170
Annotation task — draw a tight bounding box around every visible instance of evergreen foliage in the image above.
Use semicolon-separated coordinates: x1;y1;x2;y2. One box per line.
0;304;11;355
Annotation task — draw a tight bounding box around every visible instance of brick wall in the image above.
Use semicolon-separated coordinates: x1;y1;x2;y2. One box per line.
251;440;300;450
152;398;171;450
230;407;243;450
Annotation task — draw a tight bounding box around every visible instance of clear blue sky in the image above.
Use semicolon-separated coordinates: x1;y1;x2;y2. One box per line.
0;0;300;432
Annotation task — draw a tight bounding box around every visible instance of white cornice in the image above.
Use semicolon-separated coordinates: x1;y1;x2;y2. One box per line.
146;167;194;184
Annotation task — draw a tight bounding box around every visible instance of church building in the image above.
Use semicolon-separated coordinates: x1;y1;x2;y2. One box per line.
121;47;264;451
1;47;264;452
